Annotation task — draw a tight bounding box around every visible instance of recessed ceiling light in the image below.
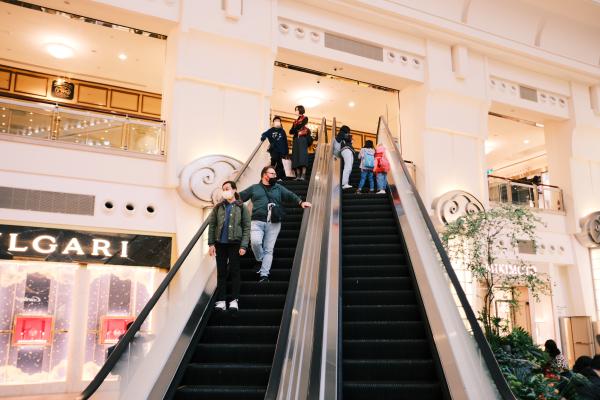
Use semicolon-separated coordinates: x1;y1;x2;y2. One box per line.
297;96;321;108
118;53;127;61
348;101;355;108
523;139;530;144
45;43;74;59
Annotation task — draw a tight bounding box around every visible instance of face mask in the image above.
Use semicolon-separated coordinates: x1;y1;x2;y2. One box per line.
222;190;235;200
268;177;277;186
274;121;281;128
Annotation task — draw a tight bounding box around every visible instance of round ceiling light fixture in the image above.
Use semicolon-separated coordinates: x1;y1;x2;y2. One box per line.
348;101;356;108
297;96;321;108
45;43;74;59
118;53;128;61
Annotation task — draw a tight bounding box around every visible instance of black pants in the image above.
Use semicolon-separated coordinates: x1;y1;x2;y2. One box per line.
215;243;241;302
270;152;286;180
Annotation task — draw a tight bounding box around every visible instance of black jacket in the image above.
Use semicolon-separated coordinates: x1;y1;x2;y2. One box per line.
261;127;289;156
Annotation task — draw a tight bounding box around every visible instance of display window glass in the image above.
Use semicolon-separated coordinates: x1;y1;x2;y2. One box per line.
0;261;76;384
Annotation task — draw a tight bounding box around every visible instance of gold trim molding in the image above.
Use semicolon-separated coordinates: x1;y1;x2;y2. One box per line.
0;65;162;120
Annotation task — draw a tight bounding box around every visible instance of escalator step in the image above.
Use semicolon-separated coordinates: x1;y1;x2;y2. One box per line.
343;234;401;244
342;277;413;291
237;294;286;308
342;243;404;254
175;385;265;400
343;339;432;359
343;253;406;266
342;226;398;235
342;290;417;305
208;309;283;325
343;321;426;340
192;343;275;363
343;265;409;277
202;325;280;343
182;363;271;385
342;305;421;321
342;381;443;400
342;359;436;381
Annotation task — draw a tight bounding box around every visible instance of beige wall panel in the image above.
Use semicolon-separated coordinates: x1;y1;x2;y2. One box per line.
141;96;162;116
0;70;10;90
78;85;109;106
110;90;140;112
14;73;48;97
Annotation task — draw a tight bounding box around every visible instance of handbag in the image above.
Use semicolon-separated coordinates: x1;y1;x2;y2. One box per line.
260;185;286;223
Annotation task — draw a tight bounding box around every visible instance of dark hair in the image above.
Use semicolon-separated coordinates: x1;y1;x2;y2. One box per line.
573;356;593;373
272;116;281;123
295;105;305;115
339;125;350;135
261;165;275;177
591;355;600;370
222;180;240;200
364;140;374;148
544;340;561;358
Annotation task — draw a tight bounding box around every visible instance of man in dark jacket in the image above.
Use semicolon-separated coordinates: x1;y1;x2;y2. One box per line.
261;116;289;180
239;166;311;281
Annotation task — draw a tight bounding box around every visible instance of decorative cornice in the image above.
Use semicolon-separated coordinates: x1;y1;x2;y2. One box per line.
432;190;485;226
178;155;243;208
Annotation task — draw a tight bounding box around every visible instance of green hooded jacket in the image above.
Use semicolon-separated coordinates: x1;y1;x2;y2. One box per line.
207;200;251;249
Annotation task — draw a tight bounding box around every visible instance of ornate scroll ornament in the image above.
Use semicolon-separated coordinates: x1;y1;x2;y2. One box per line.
576;211;600;248
178;155;243;208
432;190;485;226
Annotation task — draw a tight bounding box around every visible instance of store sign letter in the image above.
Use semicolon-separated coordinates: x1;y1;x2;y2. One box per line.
32;235;58;254
8;233;28;252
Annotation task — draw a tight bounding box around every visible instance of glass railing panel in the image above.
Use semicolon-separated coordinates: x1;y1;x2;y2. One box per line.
488;176;564;213
0;98;166;156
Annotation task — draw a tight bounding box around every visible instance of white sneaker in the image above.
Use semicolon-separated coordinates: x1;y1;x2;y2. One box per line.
377;190;386;194
342;184;353;189
214;300;226;311
229;299;239;311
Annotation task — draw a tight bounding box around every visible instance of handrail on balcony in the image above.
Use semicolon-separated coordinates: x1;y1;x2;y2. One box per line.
487;174;565;213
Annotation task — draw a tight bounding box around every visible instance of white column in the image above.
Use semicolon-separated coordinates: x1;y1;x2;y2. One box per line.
66;265;91;392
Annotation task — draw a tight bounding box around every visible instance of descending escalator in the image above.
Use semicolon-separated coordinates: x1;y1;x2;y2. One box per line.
340;157;447;400
172;155;314;400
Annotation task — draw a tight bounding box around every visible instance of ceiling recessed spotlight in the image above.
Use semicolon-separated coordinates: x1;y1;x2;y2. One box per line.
45;43;74;59
118;53;127;61
523;139;530;144
348;101;355;108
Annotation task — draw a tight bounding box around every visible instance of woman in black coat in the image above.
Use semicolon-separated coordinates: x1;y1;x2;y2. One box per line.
261;116;289;180
290;105;310;180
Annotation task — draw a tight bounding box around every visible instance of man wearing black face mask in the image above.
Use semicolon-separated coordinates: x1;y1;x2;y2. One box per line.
260;116;289;180
240;166;311;281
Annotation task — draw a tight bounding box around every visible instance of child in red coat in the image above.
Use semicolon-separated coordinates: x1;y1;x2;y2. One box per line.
373;144;390;194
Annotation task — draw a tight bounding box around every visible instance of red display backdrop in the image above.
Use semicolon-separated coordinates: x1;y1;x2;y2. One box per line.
12;315;54;346
99;316;134;344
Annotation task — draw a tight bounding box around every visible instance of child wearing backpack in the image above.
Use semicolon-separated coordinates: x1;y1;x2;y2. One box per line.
356;140;375;193
374;143;390;194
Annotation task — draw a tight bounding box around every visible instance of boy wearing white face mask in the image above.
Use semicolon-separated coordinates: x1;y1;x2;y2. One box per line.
207;181;251;311
261;116;289;180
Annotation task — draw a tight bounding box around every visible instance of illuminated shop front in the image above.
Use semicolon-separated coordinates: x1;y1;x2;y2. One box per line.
0;224;171;393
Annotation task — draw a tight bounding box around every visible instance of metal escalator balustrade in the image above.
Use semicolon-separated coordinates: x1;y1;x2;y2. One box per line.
78;118;328;400
371;116;516;399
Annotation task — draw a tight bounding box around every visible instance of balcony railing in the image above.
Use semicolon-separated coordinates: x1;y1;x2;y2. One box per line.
488;175;564;213
0;97;166;156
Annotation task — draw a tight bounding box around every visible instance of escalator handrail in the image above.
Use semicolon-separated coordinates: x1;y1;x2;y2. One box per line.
377;117;516;399
79;139;266;400
264;117;328;399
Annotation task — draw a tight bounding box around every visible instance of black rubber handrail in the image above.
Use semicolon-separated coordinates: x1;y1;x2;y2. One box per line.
264;117;328;399
78;139;265;400
376;117;516;399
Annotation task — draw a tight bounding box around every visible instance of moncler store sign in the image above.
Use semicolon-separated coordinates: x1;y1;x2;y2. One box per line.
0;224;172;268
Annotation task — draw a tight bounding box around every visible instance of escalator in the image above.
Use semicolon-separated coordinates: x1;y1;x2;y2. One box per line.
172;157;313;400
340;159;446;399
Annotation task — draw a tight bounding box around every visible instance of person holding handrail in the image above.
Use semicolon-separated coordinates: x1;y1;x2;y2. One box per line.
261;116;289;181
336;125;355;189
239;166;311;282
207;181;251;311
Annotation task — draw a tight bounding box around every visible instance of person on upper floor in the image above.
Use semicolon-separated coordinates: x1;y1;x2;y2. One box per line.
290;105;310;181
207;181;251;311
335;125;355;190
261;116;289;181
373;143;390;194
239;166;311;282
356;139;375;193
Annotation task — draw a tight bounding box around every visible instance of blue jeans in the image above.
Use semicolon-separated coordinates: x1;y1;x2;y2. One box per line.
250;220;282;277
376;172;388;191
358;170;374;191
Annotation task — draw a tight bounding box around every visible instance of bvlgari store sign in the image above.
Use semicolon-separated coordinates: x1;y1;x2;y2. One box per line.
0;224;172;269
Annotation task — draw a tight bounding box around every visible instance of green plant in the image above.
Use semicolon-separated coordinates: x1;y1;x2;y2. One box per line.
441;204;552;337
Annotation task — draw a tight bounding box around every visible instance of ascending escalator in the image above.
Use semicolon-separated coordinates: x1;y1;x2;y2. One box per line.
339;157;447;399
171;156;314;400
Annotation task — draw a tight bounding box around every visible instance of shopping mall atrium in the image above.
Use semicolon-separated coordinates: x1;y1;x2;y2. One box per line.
0;0;600;399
